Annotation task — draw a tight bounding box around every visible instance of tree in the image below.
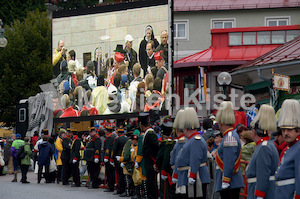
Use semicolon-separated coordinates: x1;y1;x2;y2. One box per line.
0;0;46;26
0;10;52;127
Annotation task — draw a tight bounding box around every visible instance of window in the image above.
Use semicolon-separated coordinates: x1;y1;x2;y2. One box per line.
286;30;300;42
19;108;26;122
272;31;285;44
257;31;271;44
174;20;188;39
229;32;242;45
243;32;256;45
183;76;196;98
211;18;235;29
265;17;290;26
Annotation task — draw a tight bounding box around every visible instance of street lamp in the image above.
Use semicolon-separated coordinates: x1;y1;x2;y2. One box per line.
217;72;232;100
0;19;8;48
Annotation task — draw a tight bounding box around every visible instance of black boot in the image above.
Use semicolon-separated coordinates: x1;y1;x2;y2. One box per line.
142;180;147;199
131;186;140;199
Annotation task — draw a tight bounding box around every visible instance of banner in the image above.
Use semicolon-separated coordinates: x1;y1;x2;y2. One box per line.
199;67;208;102
273;73;290;91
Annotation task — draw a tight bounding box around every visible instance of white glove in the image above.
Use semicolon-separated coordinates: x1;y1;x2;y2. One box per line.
72;159;77;164
172;178;178;183
120;163;125;168
94;158;99;163
256;197;263;199
188;177;195;184
135;162;139;169
116;156;120;162
130;148;134;152
161;175;168;180
104;158;108;163
222;182;230;189
110;161;114;166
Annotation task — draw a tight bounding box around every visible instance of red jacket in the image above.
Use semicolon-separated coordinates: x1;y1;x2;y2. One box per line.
60;106;79;118
80;105;98;115
233;111;247;129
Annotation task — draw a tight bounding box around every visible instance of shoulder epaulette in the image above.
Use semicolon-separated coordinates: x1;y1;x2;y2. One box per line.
262;141;268;146
223;131;238;147
194;135;201;140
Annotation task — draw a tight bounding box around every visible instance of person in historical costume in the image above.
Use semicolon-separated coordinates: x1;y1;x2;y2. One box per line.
214;101;244;199
70;129;81;187
246;104;279;199
175;108;210;199
275;99;300;199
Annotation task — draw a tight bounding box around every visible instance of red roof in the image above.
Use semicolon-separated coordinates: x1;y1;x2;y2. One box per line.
233;35;300;70
174;45;281;68
174;0;300;12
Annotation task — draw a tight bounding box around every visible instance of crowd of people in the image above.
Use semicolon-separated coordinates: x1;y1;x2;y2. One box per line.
1;99;299;199
52;25;169;118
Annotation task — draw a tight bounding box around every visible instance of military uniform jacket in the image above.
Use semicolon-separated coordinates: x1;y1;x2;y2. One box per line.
83;134;101;162
104;133;116;161
61;136;72;161
120;139;133;172
170;135;186;180
275;136;300;199
215;128;244;192
156;140;176;185
246;137;279;199
70;137;81;162
111;135;129;163
136;133;145;174
175;132;210;188
142;128;159;158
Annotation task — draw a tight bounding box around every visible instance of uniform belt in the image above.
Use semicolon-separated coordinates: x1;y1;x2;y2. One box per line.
276;178;295;186
177;163;206;171
247;176;275;183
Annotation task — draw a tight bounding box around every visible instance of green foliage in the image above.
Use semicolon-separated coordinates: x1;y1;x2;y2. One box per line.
57;0;100;10
0;0;46;26
0;10;52;127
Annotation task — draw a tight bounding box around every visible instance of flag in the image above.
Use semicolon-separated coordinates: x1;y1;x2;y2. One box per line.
199;67;208;102
273;74;290;91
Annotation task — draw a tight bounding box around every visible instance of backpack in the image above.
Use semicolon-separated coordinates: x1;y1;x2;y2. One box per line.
17;145;26;159
54;149;59;160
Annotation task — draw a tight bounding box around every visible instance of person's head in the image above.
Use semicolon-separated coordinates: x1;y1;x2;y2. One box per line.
273;129;284;144
236;124;248;137
138;113;150;131
150;66;158;79
67;50;76;61
145;74;154;91
61;94;71;109
118;64;128;76
125;34;134;50
241;130;254;144
11;134;16;140
76;69;83;81
58;129;66;139
153;77;162;92
89;127;96;137
41;129;49;136
160;30;168;45
250;104;276;139
173;110;184;136
60;60;68;73
68;60;76;73
132;63;141;78
74;86;84;102
131;134;138;145
24;136;30;143
202;118;213;130
57;40;64;51
206;137;215;151
213;131;223;145
145;25;153;40
113;72;121;88
146;41;155;57
216;101;235;132
42;135;48;142
86;61;95;75
34;131;39;137
180;107;199;137
154;51;165;69
94;47;102;61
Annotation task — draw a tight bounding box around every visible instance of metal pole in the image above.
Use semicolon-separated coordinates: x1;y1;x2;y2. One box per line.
168;0;174;116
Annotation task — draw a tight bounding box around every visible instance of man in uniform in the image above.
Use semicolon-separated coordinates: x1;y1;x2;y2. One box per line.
103;124;117;192
215;101;244;199
175;108;210;199
70;129;81;187
155;116;176;199
246;105;279;199
61;128;73;185
84;125;102;189
110;121;129;196
137;112;159;199
275;99;300;199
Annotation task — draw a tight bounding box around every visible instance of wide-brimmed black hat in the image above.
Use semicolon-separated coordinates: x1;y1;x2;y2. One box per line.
114;44;126;53
138;112;150;126
161;120;173;136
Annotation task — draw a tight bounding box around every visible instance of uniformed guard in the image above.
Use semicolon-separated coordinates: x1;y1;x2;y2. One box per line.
61;128;73;185
103;124;117;192
137;112;159;199
275;99;300;199
84;125;102;189
70;129;81;187
215;101;244;198
246;104;279;199
155;116;176;199
111;121;129;196
170;110;187;198
175;107;210;199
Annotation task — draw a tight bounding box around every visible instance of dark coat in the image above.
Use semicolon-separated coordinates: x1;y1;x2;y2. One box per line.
70;138;81;162
139;38;159;70
38;142;54;166
124;48;138;72
61;137;72;161
84;134;102;162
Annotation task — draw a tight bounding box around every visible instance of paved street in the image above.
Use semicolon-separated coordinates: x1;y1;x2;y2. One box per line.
0;170;120;199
